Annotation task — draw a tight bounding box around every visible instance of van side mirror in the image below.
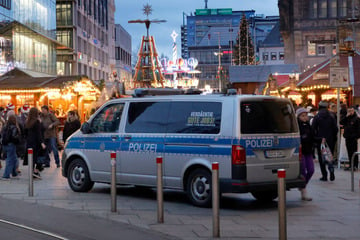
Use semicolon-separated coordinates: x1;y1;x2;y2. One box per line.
81;122;91;134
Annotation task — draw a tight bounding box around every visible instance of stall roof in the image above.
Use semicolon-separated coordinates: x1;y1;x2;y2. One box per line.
229;64;299;83
0;68;91;89
297;52;360;92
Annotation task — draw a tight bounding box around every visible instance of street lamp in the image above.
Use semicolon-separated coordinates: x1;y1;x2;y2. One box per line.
214;51;223;91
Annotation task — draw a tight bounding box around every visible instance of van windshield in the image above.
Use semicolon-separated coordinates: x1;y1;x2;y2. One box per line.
241;100;297;134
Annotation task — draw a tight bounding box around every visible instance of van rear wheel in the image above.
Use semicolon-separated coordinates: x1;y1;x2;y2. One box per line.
251;190;278;202
67;158;94;192
186;168;212;207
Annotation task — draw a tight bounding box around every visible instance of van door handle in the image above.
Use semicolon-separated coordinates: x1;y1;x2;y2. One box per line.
111;135;118;141
124;135;132;140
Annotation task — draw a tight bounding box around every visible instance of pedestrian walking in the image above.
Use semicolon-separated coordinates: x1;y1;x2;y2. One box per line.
340;106;360;171
40;105;60;168
312;101;338;181
296;107;314;201
63;110;81;143
1;115;21;180
24;107;46;179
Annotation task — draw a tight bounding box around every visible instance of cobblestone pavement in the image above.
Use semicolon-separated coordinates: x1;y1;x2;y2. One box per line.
0;160;359;239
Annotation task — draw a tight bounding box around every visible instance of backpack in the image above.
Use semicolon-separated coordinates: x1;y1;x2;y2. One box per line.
1;125;11;145
1;124;19;145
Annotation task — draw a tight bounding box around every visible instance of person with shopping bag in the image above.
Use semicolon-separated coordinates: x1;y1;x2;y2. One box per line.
340;106;360;171
312;101;338;181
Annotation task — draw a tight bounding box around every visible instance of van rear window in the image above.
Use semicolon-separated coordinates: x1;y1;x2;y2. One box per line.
241;100;297;134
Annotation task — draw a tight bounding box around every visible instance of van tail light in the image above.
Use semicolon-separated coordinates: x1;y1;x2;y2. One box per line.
232;145;246;165
299;145;302;162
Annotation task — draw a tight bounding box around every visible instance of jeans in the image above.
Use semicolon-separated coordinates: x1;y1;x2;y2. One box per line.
3;143;18;178
45;137;60;166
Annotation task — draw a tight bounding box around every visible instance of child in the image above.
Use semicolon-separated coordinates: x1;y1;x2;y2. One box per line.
296;107;315;201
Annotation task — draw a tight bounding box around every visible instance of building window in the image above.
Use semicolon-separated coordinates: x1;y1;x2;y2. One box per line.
0;0;11;9
318;0;327;18
279;52;284;60
339;0;347;17
263;52;269;61
308;41;316;56
115;47;120;60
56;30;73;48
329;0;337;18
317;45;326;55
309;0;318;19
56;3;73;26
271;52;277;60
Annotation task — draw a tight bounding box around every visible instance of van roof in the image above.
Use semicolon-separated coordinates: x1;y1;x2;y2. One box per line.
106;93;288;103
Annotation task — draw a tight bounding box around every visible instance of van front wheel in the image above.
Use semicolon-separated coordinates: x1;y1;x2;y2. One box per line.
186;168;212;207
67;158;94;192
251;190;278;202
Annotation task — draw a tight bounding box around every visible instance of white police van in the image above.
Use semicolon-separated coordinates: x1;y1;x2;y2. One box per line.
62;89;305;207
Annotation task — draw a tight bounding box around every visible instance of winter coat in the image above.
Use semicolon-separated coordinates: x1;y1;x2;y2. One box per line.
340;113;360;140
312;108;338;153
63;119;81;142
24;120;45;164
298;120;314;155
1;123;20;145
40;113;60;139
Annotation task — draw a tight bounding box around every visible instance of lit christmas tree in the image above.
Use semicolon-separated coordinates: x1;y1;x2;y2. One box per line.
233;14;255;65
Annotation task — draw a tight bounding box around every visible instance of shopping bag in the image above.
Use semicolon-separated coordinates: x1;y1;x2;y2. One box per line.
321;142;333;163
339;133;349;162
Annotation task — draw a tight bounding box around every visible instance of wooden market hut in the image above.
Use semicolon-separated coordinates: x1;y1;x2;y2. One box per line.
279;53;359;107
229;64;299;94
0;68;100;122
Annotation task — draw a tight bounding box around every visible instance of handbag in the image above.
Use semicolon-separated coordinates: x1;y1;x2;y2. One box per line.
320;141;333;163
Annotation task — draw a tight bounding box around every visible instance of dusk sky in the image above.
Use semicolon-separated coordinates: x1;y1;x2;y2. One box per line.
115;0;279;58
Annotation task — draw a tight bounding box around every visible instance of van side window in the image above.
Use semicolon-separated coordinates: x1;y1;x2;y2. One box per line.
241;101;297;134
125;102;170;133
167;102;221;134
90;103;124;133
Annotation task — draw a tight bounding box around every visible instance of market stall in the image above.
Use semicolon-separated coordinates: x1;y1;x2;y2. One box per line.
0;68;100;122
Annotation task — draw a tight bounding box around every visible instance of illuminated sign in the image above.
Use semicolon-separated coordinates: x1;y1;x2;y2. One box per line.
196;8;232;16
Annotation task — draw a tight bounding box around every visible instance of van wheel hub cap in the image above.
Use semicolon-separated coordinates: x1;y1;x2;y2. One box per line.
72;166;84;185
193;176;210;199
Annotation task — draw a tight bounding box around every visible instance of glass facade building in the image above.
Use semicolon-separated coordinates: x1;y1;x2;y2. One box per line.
0;0;57;75
56;0;116;81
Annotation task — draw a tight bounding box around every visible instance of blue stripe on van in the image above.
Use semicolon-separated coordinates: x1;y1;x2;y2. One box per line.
67;136;300;156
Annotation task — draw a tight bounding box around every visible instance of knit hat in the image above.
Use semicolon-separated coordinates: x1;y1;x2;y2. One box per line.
318;101;329;108
6;102;15;110
296;107;308;117
21;104;30;113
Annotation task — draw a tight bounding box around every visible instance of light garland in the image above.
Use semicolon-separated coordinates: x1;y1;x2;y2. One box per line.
0;88;60;93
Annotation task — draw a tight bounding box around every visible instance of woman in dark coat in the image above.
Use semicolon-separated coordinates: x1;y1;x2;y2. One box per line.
24;107;46;179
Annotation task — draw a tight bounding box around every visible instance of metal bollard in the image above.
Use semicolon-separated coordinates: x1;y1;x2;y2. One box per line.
277;169;287;240
212;162;220;238
28;148;33;197
110;152;117;212
156;156;164;223
350;152;360;192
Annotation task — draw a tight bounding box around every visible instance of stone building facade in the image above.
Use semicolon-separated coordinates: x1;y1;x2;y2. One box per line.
279;0;360;72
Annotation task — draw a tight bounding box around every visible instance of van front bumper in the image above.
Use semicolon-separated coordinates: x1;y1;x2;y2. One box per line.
220;177;306;193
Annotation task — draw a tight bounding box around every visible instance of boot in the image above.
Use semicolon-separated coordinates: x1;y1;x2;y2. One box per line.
300;188;312;201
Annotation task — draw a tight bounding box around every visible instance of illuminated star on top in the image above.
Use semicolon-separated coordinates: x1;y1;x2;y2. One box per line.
143;4;152;17
171;30;178;42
